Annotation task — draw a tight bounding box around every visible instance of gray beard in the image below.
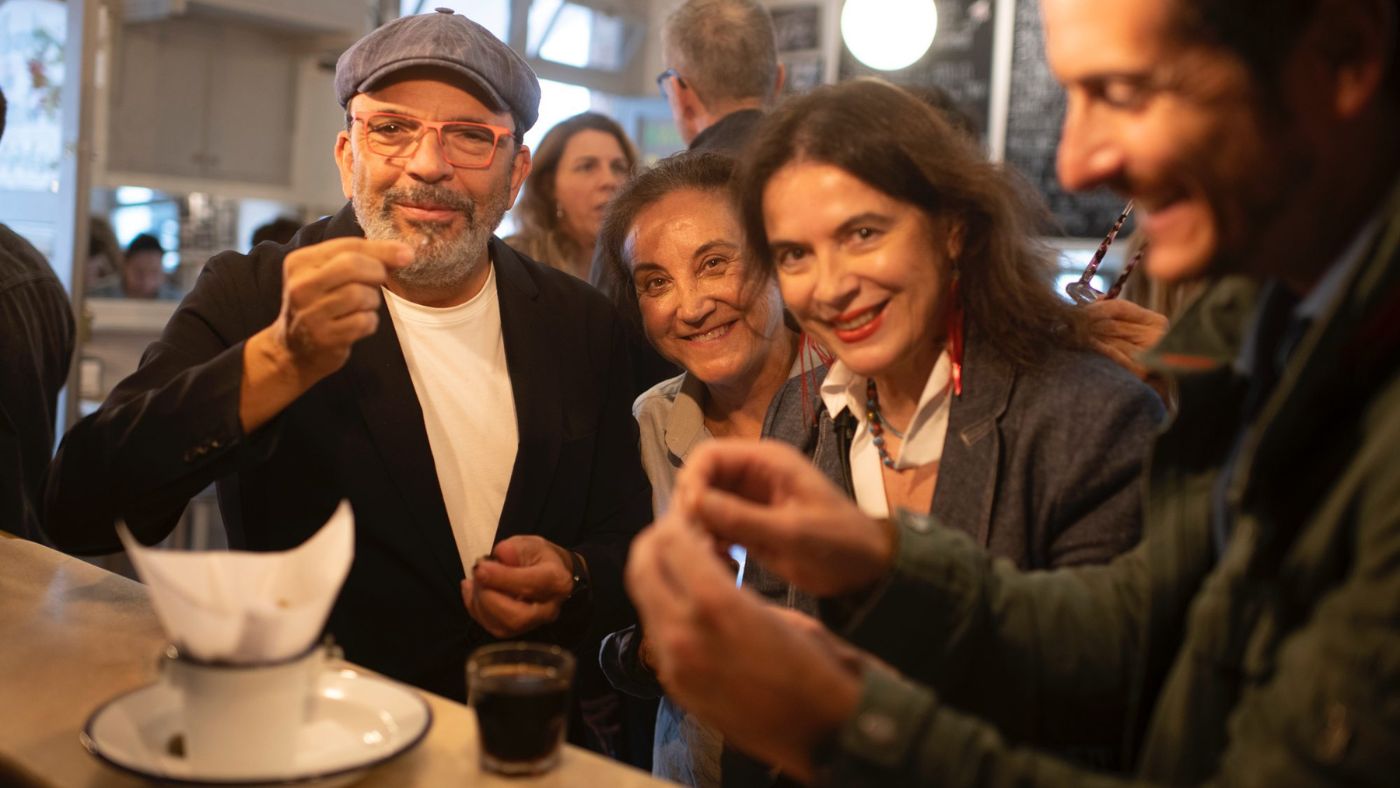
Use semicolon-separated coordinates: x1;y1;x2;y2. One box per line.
352;178;510;293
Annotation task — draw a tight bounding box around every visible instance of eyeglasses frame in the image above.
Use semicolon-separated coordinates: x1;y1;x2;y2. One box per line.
655;68;686;98
1066;200;1138;305
349;111;515;170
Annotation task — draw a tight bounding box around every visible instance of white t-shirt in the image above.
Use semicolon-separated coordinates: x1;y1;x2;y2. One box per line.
819;351;953;518
383;264;518;573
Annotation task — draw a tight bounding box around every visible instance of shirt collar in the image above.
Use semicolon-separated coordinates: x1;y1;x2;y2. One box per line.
664;373;709;462
819;350;953;468
665;337;822;460
1235;208;1385;377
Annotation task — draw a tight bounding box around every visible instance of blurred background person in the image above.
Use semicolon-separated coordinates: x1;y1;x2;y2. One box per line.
507;111;636;280
249;216;303;249
657;0;784;154
92;232;176;299
84;216;122;295
738;78;1164;573
0;84;75;543
595;152;834;787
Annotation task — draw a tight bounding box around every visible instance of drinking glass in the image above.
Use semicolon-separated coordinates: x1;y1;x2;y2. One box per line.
467;642;575;775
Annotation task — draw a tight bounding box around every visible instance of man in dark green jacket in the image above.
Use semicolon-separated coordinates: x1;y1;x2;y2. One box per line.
624;0;1400;784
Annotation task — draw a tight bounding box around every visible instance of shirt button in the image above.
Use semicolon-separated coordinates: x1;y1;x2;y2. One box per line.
908;516;932;534
856;712;896;746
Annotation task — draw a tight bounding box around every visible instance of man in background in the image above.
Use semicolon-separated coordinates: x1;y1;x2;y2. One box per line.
44;9;651;724
0;85;75;544
659;0;784;154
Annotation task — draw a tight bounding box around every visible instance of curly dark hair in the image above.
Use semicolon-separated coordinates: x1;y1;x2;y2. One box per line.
736;78;1086;368
1169;0;1399;105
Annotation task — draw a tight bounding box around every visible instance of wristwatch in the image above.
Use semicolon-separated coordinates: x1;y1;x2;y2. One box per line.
567;550;590;599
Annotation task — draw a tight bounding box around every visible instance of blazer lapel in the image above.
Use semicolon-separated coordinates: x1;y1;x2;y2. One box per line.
929;332;1013;547
313;203;467;586
347;285;465;586
490;240;563;543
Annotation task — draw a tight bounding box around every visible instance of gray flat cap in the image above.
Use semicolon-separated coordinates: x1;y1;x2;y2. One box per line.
335;8;540;132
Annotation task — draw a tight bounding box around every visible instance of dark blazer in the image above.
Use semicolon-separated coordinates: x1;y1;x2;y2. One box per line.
0;223;73;544
812;333;1164;570
43;204;652;701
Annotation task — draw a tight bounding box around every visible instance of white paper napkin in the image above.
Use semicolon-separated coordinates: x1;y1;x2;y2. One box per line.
118;501;355;664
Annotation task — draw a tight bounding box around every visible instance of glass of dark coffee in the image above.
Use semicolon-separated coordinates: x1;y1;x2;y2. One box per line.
466;642;576;775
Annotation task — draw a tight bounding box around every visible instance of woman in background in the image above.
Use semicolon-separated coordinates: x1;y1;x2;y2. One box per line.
507;111;637;279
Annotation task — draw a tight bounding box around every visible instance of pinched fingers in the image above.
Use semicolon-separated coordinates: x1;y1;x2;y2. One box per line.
286;237;413;272
284;253;391;308
462;578;562;638
626;522;738;686
690;486;795;558
674;439;814;508
472;558;572;603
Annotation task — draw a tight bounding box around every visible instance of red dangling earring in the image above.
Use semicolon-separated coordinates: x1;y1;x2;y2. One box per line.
947;272;965;397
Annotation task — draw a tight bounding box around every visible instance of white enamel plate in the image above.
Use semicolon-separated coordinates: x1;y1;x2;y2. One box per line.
82;667;432;787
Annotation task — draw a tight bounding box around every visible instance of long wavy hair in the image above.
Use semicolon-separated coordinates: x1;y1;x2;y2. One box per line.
511;112;638;273
736;78;1087;368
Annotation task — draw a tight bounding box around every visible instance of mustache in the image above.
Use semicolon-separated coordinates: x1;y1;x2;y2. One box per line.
381;186;476;222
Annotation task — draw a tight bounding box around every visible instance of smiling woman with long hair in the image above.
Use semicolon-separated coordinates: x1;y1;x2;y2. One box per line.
737;78;1163;571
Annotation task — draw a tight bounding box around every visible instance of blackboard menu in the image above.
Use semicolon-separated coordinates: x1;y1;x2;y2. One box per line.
837;0;995;139
1002;0;1130;238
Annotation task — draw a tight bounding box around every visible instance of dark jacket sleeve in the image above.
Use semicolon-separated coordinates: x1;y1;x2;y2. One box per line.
598;623;664;698
819;486;1400;786
42;251;283;553
0;250;74;543
834;510;1151;755
559;305;654;643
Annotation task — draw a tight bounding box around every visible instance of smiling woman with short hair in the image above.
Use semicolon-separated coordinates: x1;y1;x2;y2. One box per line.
594;152;835;787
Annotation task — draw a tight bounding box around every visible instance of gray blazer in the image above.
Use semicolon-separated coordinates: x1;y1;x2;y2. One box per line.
809;332;1164;570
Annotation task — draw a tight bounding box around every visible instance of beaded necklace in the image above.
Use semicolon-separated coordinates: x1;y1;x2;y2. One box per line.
865;378;906;469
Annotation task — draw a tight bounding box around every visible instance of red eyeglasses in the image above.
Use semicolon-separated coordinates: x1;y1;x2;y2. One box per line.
351;112;514;169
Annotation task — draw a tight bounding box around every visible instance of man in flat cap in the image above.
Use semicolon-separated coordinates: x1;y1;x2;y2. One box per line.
44;8;651;710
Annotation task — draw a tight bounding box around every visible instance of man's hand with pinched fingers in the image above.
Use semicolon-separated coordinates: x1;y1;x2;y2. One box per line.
240;238;413;433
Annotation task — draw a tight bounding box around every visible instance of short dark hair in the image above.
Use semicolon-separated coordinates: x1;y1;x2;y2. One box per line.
1169;0;1399;103
596;152;737;330
0;85;7;142
736;79;1087;368
251;217;302;247
126;233;163;257
664;0;780;108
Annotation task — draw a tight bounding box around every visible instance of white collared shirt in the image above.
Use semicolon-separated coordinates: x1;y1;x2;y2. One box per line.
820;351;953;518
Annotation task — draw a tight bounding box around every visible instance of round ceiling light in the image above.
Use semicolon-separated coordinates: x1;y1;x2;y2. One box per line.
840;0;939;72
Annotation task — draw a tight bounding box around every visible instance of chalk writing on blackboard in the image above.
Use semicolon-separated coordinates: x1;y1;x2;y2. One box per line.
770;5;821;52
